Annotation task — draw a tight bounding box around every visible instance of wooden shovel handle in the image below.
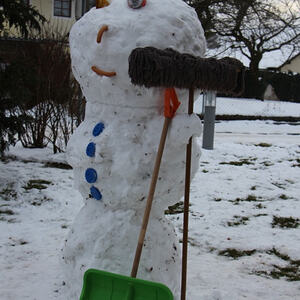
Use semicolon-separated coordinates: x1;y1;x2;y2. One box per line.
131;117;171;278
181;87;194;300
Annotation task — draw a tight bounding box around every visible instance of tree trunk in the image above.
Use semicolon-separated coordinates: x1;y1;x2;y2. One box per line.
249;52;262;77
246;52;265;99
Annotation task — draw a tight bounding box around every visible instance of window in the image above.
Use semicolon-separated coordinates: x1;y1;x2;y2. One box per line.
54;0;71;17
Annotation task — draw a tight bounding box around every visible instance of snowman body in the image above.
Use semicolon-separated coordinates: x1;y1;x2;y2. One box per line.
63;0;206;298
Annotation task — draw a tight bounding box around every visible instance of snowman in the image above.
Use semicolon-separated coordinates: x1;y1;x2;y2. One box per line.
63;0;206;298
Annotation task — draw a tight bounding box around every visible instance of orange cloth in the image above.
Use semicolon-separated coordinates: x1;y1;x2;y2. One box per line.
164;88;181;118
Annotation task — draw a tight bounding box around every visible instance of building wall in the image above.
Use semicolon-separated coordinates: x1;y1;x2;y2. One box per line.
30;0;77;34
280;55;300;74
1;0;77;38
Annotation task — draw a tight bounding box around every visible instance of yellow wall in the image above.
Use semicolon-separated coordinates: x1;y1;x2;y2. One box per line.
30;0;76;35
281;55;300;74
1;0;77;38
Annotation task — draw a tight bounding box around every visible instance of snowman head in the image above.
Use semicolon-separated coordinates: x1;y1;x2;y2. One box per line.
70;0;206;108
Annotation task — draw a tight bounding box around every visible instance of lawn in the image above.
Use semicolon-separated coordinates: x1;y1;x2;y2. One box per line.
0;119;299;299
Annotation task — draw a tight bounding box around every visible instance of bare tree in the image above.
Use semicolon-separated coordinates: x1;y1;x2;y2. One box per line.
196;0;300;75
184;0;224;47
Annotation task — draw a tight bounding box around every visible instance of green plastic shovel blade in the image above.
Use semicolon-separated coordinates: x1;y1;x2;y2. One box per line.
80;269;174;300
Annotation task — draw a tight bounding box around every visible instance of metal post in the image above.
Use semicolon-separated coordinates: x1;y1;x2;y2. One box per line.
202;91;216;150
201;93;205;117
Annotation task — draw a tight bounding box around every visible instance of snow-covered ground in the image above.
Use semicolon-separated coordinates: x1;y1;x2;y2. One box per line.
194;96;300;117
0;118;299;300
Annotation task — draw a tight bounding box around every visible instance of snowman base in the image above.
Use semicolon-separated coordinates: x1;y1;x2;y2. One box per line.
62;202;181;300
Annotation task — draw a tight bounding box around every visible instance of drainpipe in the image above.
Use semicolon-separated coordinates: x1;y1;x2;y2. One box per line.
75;0;89;20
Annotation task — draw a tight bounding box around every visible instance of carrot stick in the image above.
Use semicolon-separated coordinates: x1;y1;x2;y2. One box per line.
97;25;108;43
91;66;116;77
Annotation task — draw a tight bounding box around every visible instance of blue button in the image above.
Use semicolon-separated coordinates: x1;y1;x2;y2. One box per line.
93;122;105;136
86;142;96;157
90;186;102;200
85;168;97;183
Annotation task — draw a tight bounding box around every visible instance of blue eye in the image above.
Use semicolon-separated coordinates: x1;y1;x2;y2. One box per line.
128;0;146;9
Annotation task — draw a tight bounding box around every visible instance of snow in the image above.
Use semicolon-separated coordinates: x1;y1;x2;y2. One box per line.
195;96;300;117
0;116;300;299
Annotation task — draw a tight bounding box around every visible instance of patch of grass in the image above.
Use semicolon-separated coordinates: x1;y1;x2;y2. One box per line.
271;182;286;190
165;201;189;215
30;196;52;206
250;186;257;191
0;209;14;215
227;215;249;226
214;198;222;202
0;209;15;222
271;216;300;229
291;158;300;167
292;260;300;267
246;194;259;201
255;143;272;147
0;184;17;201
267;247;290;261
279;194;289;200
254;265;300;281
270;265;300;281
218;248;256;259
44;162;72;169
254;203;266;209
253;213;268;217
208;247;217;253
0;217;17;223
202;169;209;173
254;250;300;282
23;179;52;191
230;194;262;205
261;161;274;167
220;158;255;166
229;198;241;205
8;237;28;246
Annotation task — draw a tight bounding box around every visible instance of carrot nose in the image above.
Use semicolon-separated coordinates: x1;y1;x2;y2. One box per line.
96;0;110;8
97;25;108;43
